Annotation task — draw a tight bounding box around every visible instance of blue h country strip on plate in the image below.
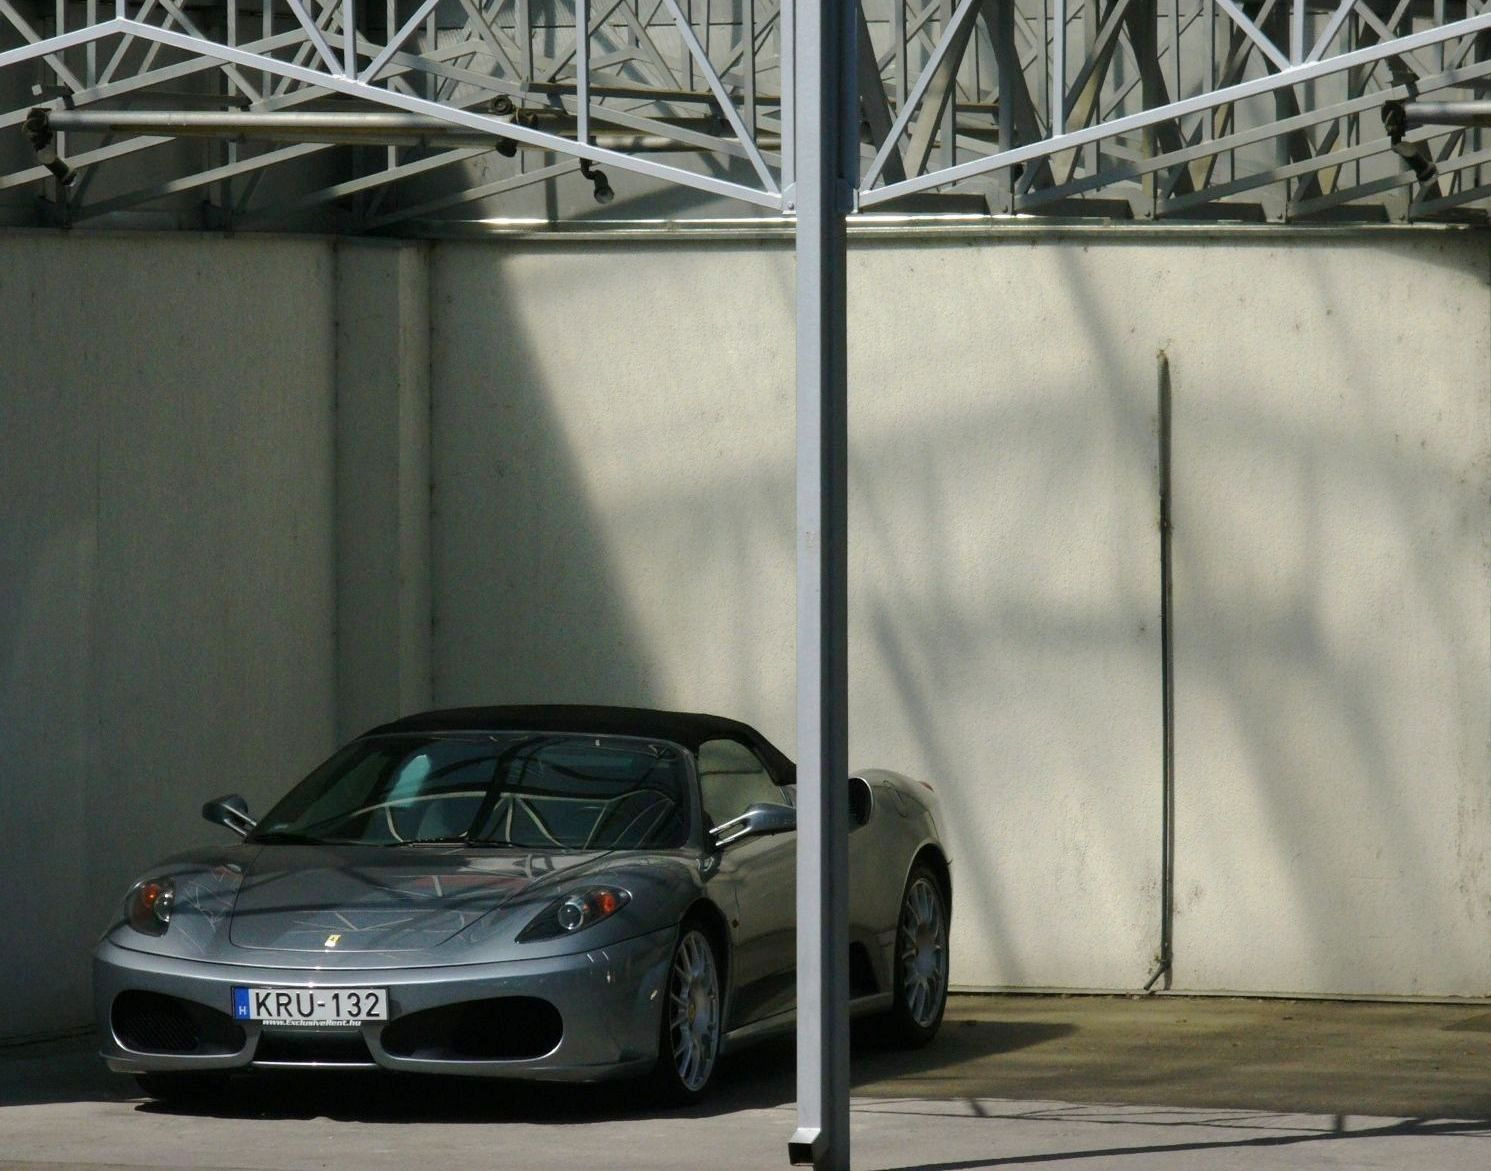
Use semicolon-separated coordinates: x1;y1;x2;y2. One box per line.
232;987;250;1019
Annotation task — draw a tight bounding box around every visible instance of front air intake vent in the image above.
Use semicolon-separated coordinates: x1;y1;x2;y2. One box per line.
112;991;245;1055
380;997;563;1061
253;1030;375;1065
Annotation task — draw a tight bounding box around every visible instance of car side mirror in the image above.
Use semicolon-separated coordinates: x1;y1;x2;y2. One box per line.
711;802;796;847
202;793;255;837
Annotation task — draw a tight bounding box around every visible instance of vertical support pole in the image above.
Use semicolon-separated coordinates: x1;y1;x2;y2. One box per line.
86;0;96;86
1038;0;1048;129
343;0;356;75
1051;0;1066;135
224;0;238;224
577;0;590;145
1084;0;1098;172
996;0;1014;154
519;0;533;84
53;0;64;179
781;0;796;196
1205;0;1214;92
262;0;272;104
387;0;397;173
894;0;906;110
788;0;854;1164
745;0;757;132
939;0;955;168
1169;0;1180;105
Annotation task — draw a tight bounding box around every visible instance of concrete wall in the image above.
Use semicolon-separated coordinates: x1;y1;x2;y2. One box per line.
3;226;1488;1040
0;233;340;1039
1167;238;1491;996
333;242;433;739
429;229;1491;997
428;238;1163;990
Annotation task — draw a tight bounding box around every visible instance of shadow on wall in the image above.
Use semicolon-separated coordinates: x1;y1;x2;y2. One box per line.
851;239;1169;991
1162;236;1491;996
845;235;1491;997
427;239;797;733
0;235;340;1040
428;245;661;709
8;229;1485;1046
428;232;1491;998
429;236;1164;992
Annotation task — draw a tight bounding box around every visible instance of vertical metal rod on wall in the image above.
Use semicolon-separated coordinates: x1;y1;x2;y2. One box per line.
1145;350;1176;994
789;0;855;1163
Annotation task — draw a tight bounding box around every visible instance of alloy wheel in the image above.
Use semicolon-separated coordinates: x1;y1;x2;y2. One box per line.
667;928;721;1093
898;872;948;1029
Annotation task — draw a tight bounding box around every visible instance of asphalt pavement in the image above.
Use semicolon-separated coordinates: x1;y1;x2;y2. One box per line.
4;993;1491;1169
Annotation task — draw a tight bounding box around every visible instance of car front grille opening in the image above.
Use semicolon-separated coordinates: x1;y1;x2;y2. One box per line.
253;1030;376;1066
380;997;563;1061
112;991;246;1056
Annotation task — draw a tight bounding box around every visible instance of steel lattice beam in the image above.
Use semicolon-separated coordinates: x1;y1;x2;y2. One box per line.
6;0;1491;224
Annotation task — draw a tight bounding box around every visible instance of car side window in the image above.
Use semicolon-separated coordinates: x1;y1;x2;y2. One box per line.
696;738;787;830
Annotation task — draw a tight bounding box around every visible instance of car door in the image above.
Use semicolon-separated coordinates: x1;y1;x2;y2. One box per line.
697;737;797;1028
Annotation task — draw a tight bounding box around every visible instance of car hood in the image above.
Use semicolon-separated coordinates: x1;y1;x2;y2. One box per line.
226;845;609;953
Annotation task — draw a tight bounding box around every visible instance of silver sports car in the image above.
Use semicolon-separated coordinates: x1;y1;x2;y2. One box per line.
95;705;951;1103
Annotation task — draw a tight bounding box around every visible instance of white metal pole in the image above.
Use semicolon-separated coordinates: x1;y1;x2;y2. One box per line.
789;0;854;1165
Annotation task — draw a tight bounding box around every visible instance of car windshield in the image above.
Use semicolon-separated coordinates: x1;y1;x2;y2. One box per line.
250;733;691;850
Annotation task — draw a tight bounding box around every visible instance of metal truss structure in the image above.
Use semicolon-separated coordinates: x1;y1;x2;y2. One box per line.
5;0;1491;228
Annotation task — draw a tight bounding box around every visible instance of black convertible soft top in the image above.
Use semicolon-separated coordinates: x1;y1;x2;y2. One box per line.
364;704;796;786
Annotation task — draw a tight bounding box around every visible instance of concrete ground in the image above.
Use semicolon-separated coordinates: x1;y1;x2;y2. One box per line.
4;993;1491;1169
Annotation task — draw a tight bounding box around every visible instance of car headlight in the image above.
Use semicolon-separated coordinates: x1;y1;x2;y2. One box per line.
517;886;630;942
126;877;174;936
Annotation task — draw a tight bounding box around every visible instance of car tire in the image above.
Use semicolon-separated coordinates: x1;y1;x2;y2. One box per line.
649;922;724;1104
881;863;949;1047
134;1071;229;1105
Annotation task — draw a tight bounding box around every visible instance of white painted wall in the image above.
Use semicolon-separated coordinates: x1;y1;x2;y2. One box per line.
3;226;1488;1040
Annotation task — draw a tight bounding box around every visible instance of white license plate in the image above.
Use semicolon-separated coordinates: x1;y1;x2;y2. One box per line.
232;986;387;1026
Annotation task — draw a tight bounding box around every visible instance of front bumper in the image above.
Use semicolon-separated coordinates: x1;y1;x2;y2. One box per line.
94;927;674;1082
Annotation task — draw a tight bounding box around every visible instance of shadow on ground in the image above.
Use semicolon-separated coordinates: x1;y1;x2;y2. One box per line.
119;1016;1072;1125
863;1113;1491;1171
16;993;1491;1129
0;1034;132;1108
